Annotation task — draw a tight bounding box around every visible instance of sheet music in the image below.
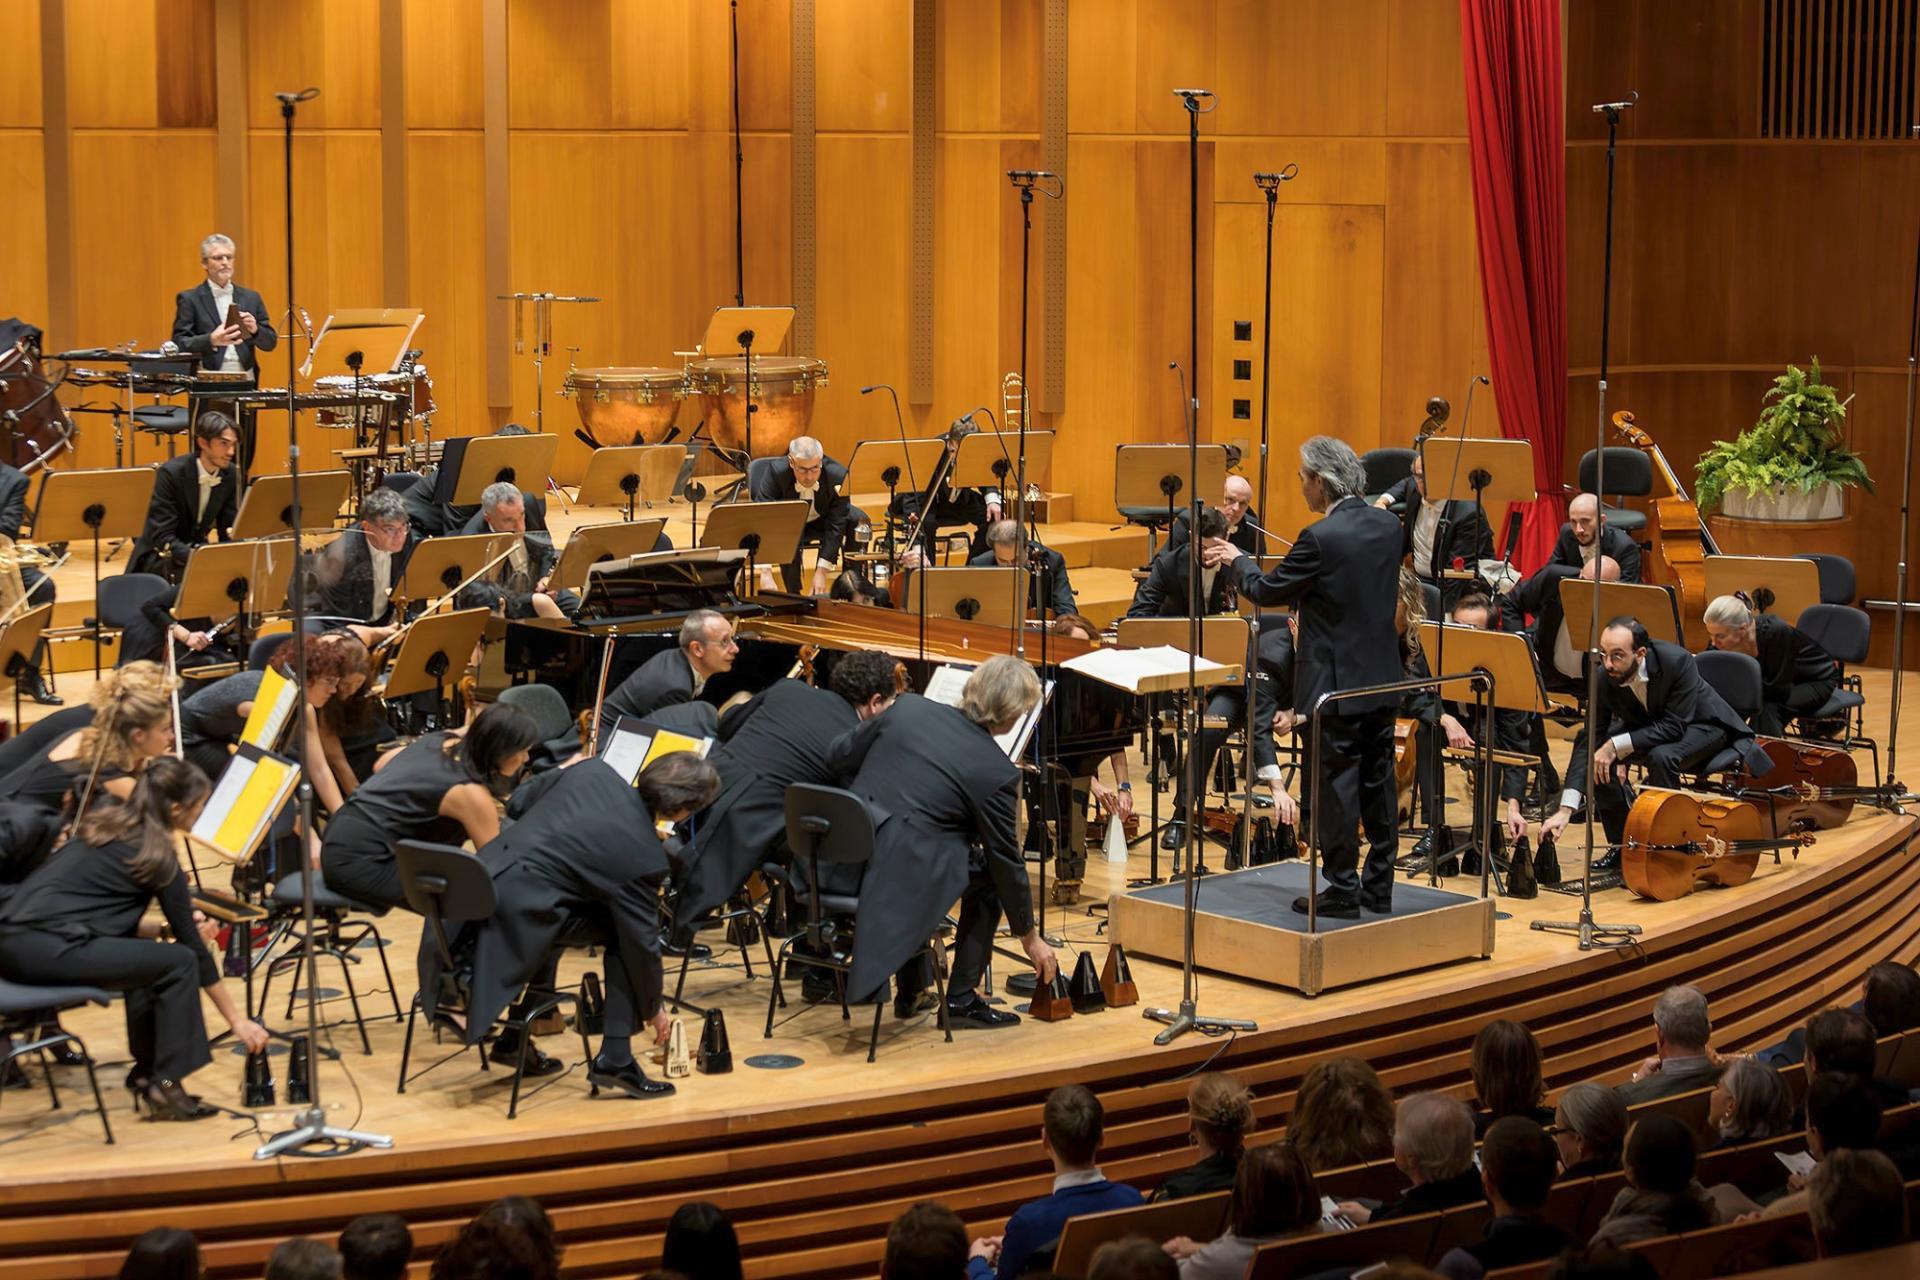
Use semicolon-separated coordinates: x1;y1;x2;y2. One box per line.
191;748;299;863
239;667;299;749
1058;645;1233;693
920;662;1052;760
598;717;714;786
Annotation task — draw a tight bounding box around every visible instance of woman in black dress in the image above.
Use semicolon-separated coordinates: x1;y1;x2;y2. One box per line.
319;702;541;909
1;661;176;818
0;757;268;1119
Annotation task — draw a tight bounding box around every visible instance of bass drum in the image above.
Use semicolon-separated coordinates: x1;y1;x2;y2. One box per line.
563;367;687;444
688;355;827;459
0;322;76;474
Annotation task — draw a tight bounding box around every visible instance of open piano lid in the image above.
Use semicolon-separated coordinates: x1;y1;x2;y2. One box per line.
579;546;759;628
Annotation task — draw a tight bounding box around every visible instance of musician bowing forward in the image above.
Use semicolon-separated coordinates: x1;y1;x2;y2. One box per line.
751;435;857;595
465;482;578;622
1703;594;1840;737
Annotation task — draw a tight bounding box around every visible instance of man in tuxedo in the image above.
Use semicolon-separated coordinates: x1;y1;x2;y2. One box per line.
1168;473;1266;559
406;424;553;538
127;413;239;579
172;234;277;470
0;461;58;703
1205;437;1404;917
310;486;413;629
1703;594;1840;736
465;482;576;621
597;608;738;738
1375;448;1496;610
1127;506;1237;618
750;435;856;595
1541;617;1771;861
1549;494;1641;583
968;519;1076;619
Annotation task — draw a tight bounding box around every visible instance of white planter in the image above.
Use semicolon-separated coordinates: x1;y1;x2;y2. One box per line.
1720;482;1846;521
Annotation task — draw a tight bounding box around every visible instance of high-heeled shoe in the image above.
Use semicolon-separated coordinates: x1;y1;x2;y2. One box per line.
138;1078;219;1121
36;1020;88;1066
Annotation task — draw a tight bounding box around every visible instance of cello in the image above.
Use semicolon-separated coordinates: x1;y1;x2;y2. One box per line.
1610;411;1718;647
1725;737;1861;832
1618;788;1813;902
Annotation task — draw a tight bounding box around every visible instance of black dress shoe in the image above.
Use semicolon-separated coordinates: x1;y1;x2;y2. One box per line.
1591;847;1622;873
661;935;713;961
489;1039;564;1076
22;669;61;706
1360;893;1394;914
1292;892;1360;919
1159;819;1188;853
947;994;1021;1029
587;1057;675;1098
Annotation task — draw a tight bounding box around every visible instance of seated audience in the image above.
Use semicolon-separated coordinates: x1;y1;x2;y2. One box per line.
1589;1115;1718;1248
1802;1006;1909;1110
1435;1117;1571;1280
265;1240;342;1280
1153;1073;1255;1201
431;1197;559;1280
1289;1057;1396;1172
1865;960;1920;1035
966;1086;1142;1280
1808;1148;1908;1258
1616;986;1720;1104
118;1229;201;1280
1470;1020;1554;1136
1338;1093;1481;1224
1732;1072;1885;1220
1087;1238;1178;1280
1163;1142;1323;1279
660;1203;743;1280
1546;1244;1660;1280
1707;1057;1794;1145
1552;1083;1629;1177
882;1203;969;1280
338;1215;413;1280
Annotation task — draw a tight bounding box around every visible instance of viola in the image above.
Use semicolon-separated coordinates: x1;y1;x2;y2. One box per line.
1726;737;1860;832
1619;788;1814;902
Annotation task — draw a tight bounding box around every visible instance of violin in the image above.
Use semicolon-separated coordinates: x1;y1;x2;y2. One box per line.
1619;788;1814;902
1725;737;1860;832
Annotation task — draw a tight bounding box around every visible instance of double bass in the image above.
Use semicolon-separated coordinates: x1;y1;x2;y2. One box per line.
1618;788;1813;902
1610;411;1718;647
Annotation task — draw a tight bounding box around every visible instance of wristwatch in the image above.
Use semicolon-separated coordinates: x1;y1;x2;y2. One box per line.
1117;781;1132;791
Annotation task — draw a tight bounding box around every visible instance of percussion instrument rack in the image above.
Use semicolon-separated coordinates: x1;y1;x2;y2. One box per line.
498;292;599;437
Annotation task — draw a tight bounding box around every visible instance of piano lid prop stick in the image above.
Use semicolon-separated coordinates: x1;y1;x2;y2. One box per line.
373;541;523;659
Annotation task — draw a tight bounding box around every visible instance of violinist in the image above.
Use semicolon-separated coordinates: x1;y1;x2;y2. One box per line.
1373;448;1495;611
968;519;1076;618
464;483;578;621
1702;594;1840;736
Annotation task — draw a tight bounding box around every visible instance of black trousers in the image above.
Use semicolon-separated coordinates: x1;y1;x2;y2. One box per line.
0;928;210;1081
1304;708;1399;902
1756;680;1838;737
317;808;407;910
773;507;868;591
1172;683;1280;807
1569;722;1729;844
943;871;1004;997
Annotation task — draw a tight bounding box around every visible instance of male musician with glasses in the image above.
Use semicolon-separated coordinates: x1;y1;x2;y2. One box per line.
172;234;277;470
750;435;859;595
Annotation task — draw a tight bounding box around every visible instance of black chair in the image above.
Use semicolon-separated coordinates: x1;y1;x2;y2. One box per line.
1690;650;1767;779
766;784;951;1062
1796;553;1857;606
381;472;422;495
1793;603;1879;785
1421;580;1442;625
91;573;171;640
1577;447;1653;537
496;682;573;743
666;858;786;1012
0;978;115;1144
393;840;591;1120
132;403;190;441
256;871;402;1055
1361;448;1416;507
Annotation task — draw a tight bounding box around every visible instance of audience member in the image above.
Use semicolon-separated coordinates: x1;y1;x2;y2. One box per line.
1808;1148;1908;1258
1864;961;1920;1037
1551;1084;1629;1177
337;1215;412;1280
1760;1072;1884;1219
1616;986;1719;1105
967;1086;1143;1280
1338;1093;1480;1225
1546;1244;1660;1280
660;1203;743;1280
431;1197;560;1280
1162;1142;1322;1279
1589;1116;1717;1248
1434;1118;1570;1280
265;1240;342;1280
118;1228;201;1280
882;1203;969;1280
1470;1020;1553;1136
1803;1007;1908;1110
1708;1057;1794;1144
1086;1238;1178;1280
1289;1057;1395;1171
1152;1073;1255;1201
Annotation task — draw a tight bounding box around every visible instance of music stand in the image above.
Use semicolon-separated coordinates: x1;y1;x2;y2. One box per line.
299;308;424;380
175;538;300;653
1115;444;1228;545
907;566;1029;630
0;602;53;726
577;445;685;521
1559;578;1683;647
1702;555;1822;625
699;499;809;590
845;438;947;561
550;519;668;597
35;467;157;675
446;433;561;507
952;432;1055;504
380;607;491;724
232;470;353;540
700;305;796;461
391;532;518;614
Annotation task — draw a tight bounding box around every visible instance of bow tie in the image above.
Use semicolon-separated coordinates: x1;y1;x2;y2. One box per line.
199;469;223;488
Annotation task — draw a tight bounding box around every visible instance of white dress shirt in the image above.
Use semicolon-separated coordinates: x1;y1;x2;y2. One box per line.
1412;500;1442;575
1559;657;1650;811
369;544;394;617
196;462;223;520
207;281;243;373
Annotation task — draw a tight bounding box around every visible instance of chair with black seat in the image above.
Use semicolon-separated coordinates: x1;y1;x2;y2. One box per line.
255;867;403;1056
766;783;951;1062
1684;650;1773;796
132;402;190;450
392;840;591;1119
1796;553;1856;606
89;573;171;652
0;978;115;1143
1793;602;1879;786
1578;447;1653;538
496;682;573;743
1361;447;1416;507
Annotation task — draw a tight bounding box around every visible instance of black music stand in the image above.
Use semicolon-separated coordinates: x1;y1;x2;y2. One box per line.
0;602;53;727
577;445;685;521
699;499;809;595
36;467;156;675
175;538;300;658
380;607;492;725
907;566;1029;631
390;532;518;616
550;519;669;597
700;306;796;461
1115;444;1228;550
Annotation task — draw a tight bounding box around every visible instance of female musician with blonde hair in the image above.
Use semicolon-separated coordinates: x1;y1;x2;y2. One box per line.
0;661;177;816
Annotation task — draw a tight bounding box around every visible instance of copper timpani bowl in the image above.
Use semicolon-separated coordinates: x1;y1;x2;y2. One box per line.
562;366;689;444
687;354;827;459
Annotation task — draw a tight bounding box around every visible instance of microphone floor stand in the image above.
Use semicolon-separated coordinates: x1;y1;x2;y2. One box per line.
256;91;392;1158
1149;87;1256;1045
1533;100;1640;951
1420;514;1456;886
1882;160;1920;806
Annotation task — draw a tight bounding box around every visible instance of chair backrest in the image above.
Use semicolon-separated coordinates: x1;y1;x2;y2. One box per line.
1625;1084;1715;1144
1362;447;1416;499
99;573;171;628
1694;649;1764;722
1578;447;1653;499
1421;580;1442;625
1797;602;1870;667
1660;1212;1812;1280
395;839;496;972
746;455;778;500
1796;552;1856;605
247;633;286;671
783;784;877;867
1246;1211;1440;1279
381;471;422;495
1425;1201;1493;1265
1052;1193;1230;1277
497;682;574;742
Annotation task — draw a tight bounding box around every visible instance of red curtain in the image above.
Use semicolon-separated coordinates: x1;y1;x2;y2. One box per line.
1459;0;1567;573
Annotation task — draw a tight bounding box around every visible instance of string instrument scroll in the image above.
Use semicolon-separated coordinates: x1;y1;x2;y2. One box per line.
1610;411;1718;646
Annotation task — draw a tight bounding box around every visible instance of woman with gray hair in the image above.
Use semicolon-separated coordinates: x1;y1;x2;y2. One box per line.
1708;1056;1794;1144
1552;1082;1630;1177
1701;592;1840;735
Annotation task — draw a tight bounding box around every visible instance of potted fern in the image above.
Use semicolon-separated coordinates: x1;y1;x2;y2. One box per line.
1695;359;1871;520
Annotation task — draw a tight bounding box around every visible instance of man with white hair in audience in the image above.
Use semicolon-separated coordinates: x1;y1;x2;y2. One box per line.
749;434;859;595
1617;985;1721;1105
1336;1092;1484;1224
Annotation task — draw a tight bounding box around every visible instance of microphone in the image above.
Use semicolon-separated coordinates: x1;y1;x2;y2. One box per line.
274;87;321;104
1172;88;1215;98
1006;170;1058;180
1591;93;1637;113
345;349;364;373
1461;374;1491;436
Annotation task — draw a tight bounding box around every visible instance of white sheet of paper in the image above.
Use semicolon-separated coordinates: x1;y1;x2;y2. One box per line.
599;725;653;786
1776;1150;1817;1177
192;754;255;844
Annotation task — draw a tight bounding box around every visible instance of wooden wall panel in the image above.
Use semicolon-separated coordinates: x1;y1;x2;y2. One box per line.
816;0;911;133
0;1;43;128
813;134;912;458
154;0;218;128
1215;0;1389;138
65;0;160;128
931;138;1007;414
245;0;383;130
506;0;612;130
407;132;487;439
609;0;692;130
0;134;51;335
1386;0;1470;137
1063;138;1143;518
403;0;485;129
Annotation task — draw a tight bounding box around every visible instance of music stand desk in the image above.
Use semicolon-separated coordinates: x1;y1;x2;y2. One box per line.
1417;437;1538;509
700;499;809;570
232;470;353;540
1114;615;1251;670
1702;555;1822;625
35;467;155;546
449;433;561;506
701;306;795;358
845;438;947;499
1114;444;1228;524
0;602;53;721
577;445;685;515
392;532;518;609
551;519;668;596
175;538;299;622
301;308;424;381
1416;622;1551;714
952;431;1054;491
1560;577;1682;648
908;566;1029;629
380;607;491;700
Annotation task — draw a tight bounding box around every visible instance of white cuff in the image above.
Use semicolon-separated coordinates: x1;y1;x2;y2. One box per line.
1560;789;1586;812
1611;732;1634;758
1255;765;1281;782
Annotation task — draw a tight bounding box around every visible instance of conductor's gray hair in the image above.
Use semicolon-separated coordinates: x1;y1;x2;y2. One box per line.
199;233;235;259
959;654;1041;729
1299;436;1367;502
1653;985;1712;1050
787;435;824;461
1704;595;1754;628
359;488;408;527
1392;1092;1476;1184
479;481;522;514
679;608;728;650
